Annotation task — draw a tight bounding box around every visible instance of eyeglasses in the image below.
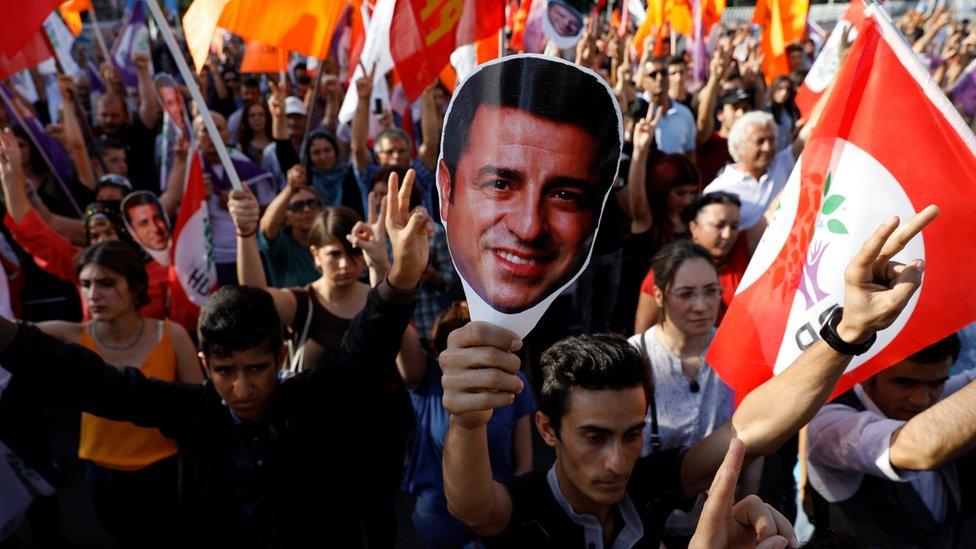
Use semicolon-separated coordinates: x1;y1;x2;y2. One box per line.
668;285;722;302
288;198;322;212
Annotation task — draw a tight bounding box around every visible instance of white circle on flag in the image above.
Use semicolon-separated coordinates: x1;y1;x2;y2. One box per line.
737;139;925;375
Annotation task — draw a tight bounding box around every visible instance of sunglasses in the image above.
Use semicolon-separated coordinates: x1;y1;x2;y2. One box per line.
647;69;666;79
288;198;322;212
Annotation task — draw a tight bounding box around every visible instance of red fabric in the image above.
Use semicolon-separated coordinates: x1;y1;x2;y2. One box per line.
0;31;51;81
389;0;505;100
795;0;866;118
696;132;732;189
510;0;531;51
4;210;167;320
639;234;749;325
0;0;61;56
708;13;976;402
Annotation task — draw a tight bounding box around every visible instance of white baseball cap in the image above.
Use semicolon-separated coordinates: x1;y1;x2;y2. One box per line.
285;96;307;117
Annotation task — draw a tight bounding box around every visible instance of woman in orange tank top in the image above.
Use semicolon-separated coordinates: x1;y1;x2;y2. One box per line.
37;241;202;548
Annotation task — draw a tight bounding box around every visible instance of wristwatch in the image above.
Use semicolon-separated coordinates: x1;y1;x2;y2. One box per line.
819;307;876;355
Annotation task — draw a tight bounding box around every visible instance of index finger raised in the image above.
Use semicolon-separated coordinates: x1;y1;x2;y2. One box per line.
847;216;900;284
700;437;745;527
876;205;939;265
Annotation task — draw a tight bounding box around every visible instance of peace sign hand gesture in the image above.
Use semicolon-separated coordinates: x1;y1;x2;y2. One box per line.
385;169;432;290
633;105;663;154
837;205;940;344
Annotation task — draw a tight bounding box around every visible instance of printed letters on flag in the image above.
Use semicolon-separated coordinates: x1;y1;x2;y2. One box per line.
168;150;216;333
708;8;976;401
389;0;505;100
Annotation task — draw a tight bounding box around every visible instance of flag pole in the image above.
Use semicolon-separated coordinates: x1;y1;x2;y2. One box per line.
299;57;325;165
144;0;243;191
87;8;113;65
40;24;110;180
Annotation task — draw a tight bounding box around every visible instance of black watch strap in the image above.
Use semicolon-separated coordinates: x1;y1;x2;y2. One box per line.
819;307;876;356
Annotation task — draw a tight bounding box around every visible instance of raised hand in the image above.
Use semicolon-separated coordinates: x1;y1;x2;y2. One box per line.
439;321;524;429
384;169;431;290
356;62;376;101
0;127;23;172
286;165;308;190
228;188;260;236
690;438;797;549
837;205;940;344
132;52;151;74
347;194;391;276
633;105;663;153
267;79;286;119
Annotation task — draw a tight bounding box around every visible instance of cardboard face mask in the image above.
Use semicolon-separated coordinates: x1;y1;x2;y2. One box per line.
154;73;189;134
544;0;585;49
121;190;172;264
436;54;623;338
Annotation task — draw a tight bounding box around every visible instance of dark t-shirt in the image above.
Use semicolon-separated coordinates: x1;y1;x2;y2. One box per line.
96;117;161;194
486;449;693;548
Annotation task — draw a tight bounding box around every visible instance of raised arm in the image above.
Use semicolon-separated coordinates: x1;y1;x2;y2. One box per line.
268;80;288;141
441;321;524;536
159;138;189;217
0;128;32;224
889;377;976;470
626;106;661;232
227;187;298;325
260;165;305;241
350;65;376;172
134;53;161;129
697;47;731;145
55;75;97;191
681;206;941;496
417;85;443;171
0;318;201;439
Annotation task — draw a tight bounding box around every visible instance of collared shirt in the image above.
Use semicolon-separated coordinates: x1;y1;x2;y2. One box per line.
654;101;697;155
547;466;645;549
807;369;976;524
703;146;796;229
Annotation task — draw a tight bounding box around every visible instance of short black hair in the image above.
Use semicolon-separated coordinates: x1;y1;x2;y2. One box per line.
241;75;260;89
441;56;620;202
666;55;687;68
539;334;651;435
75;241;150;309
198;286;283;358
681;191;742;225
97;136;125;153
908;333;961;365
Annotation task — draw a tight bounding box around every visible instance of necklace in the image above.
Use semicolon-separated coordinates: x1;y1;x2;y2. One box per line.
93;318;145;351
657;326;704;393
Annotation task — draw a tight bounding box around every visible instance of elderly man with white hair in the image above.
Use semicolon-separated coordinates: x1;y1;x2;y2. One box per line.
702;111;813;229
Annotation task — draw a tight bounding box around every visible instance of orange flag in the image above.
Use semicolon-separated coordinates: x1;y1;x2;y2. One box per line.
183;0;345;73
510;0;532;51
634;0;692;58
753;0;809;80
59;0;92;36
240;40;288;74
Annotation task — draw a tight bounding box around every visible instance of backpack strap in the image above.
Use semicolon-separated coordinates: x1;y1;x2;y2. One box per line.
639;332;661;453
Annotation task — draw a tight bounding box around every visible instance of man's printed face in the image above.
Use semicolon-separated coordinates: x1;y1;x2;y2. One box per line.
547;2;582;37
439;105;602;313
127;203;169;251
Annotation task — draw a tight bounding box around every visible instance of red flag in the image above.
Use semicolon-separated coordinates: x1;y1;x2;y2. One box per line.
0;32;52;81
0;0;61;56
510;0;532;51
708;9;976;402
389;0;505;100
796;0;866;118
168;152;217;333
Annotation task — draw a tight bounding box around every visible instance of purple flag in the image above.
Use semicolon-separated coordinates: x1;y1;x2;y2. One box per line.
86;62;107;95
0;84;82;215
690;0;709;88
950;59;976;117
111;1;153;90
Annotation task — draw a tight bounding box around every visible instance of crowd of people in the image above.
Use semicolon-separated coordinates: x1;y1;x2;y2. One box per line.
1;2;976;548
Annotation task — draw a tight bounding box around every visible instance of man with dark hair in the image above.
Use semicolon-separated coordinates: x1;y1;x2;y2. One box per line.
437;56;621;315
639;56;697;157
808;333;976;547
440;208;938;546
96;136;129;179
0;178;432;546
227;75;263;143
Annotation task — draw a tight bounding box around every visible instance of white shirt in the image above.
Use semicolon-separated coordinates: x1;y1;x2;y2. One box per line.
654;101;697;155
628;327;732;456
703;146;796;229
807;369;976;524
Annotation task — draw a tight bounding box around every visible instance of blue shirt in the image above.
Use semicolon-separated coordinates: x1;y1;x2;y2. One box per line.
403;356;536;509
